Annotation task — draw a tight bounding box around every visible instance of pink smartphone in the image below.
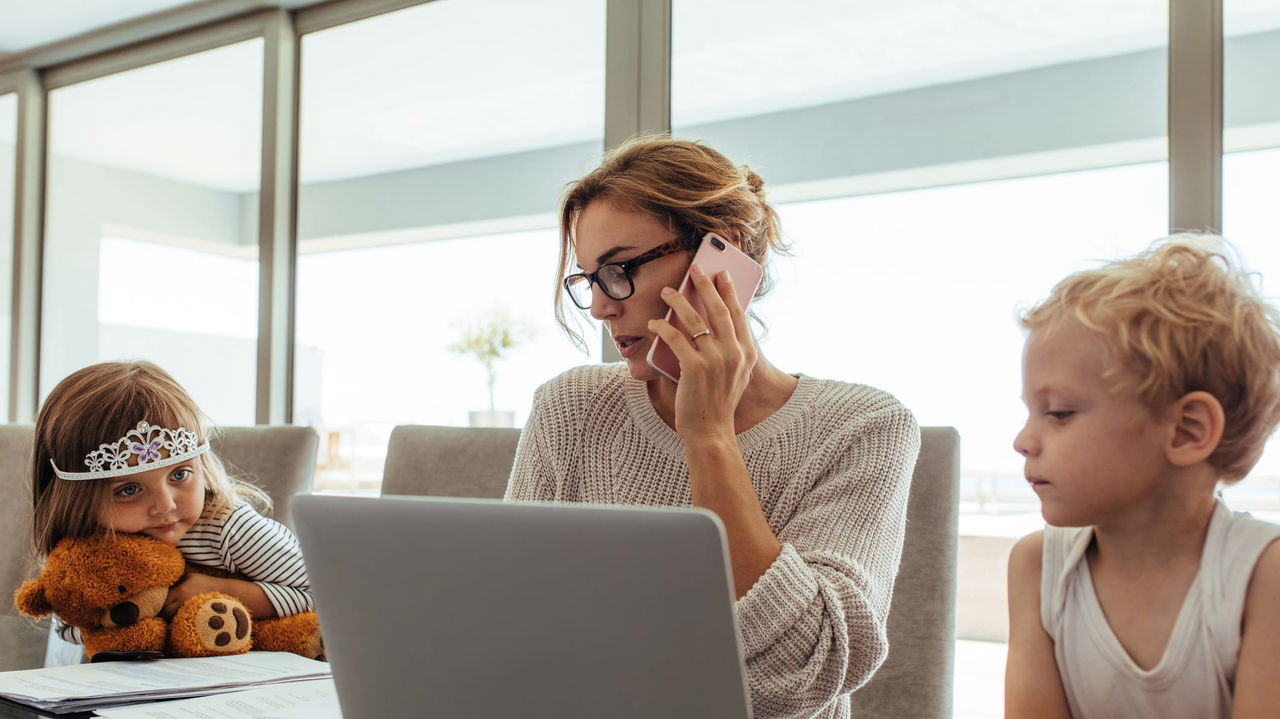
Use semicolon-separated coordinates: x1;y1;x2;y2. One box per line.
646;232;764;382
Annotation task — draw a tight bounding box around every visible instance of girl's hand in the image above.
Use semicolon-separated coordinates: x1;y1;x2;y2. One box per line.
162;572;278;619
648;264;758;441
161;572;222;618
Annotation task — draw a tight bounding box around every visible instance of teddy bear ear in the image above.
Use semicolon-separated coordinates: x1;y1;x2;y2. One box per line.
14;579;52;619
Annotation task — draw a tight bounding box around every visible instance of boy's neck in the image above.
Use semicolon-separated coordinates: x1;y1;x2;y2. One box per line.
1089;467;1220;573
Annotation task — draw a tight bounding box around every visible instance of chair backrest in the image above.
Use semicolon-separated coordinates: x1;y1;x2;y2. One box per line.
0;424;48;671
380;425;521;498
849;426;960;719
212;426;319;531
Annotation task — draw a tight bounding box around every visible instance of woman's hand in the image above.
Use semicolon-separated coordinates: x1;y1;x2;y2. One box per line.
648;263;758;440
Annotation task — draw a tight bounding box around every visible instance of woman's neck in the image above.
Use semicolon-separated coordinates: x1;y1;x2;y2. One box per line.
646;354;798;435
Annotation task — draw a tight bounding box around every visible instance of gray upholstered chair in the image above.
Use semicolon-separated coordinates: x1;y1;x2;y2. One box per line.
380;425;521;498
0;424;48;671
849;426;960;718
212;426;319;531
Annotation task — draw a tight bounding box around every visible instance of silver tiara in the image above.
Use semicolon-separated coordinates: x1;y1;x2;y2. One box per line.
50;421;209;481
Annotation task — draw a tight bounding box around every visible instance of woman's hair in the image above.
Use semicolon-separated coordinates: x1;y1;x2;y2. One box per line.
31;360;270;557
1021;235;1280;481
555;135;789;348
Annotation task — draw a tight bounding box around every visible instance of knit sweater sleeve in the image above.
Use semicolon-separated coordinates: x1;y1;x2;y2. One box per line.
505;382;557;501
735;397;919;719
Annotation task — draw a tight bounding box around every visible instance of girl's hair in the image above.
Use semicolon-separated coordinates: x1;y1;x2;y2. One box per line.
555;135;789;348
1022;235;1280;481
31;360;270;557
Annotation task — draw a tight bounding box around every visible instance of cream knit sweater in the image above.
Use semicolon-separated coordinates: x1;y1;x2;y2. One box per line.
506;363;920;719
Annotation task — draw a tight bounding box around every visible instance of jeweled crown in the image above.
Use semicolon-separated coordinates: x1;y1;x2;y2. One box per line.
51;421;209;481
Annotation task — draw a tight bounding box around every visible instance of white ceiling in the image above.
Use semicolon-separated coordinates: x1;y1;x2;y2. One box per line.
4;0;1280;193
1;0;214;58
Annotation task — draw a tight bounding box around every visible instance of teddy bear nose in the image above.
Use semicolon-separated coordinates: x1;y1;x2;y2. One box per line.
109;602;140;627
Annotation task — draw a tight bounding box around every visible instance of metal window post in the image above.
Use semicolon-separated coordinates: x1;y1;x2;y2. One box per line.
256;9;300;425
601;0;671;361
1168;0;1223;233
8;70;44;422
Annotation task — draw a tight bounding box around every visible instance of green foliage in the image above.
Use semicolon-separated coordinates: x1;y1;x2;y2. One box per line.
449;309;535;410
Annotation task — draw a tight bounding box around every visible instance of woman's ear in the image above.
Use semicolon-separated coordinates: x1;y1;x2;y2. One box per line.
1165;390;1225;467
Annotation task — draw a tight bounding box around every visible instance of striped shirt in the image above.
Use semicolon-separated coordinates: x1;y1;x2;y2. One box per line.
178;501;313;617
55;500;312;644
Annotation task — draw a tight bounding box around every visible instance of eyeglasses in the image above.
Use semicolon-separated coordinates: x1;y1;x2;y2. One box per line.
563;236;693;310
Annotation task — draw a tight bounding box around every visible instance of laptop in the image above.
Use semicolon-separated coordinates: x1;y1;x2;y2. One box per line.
292;494;753;719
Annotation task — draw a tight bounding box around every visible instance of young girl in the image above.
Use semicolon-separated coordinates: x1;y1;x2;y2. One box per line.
30;361;313;648
1005;238;1280;718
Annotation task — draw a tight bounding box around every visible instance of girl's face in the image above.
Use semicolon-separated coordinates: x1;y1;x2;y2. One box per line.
573;199;692;381
102;460;206;545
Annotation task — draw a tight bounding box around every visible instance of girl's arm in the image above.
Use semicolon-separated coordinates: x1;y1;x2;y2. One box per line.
164;573;276;619
1005;531;1072;719
169;503;312;620
1232;539;1280;718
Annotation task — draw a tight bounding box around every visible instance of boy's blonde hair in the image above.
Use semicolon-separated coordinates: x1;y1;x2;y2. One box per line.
1022;236;1280;481
31;361;270;557
556;134;789;348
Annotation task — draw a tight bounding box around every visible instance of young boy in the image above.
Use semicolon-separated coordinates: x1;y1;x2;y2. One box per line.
1005;237;1280;718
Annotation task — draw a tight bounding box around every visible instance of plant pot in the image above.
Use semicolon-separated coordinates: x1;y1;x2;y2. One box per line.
468;410;515;428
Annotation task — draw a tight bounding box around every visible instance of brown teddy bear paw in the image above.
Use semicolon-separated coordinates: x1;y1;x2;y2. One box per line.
252;611;325;660
169;592;252;657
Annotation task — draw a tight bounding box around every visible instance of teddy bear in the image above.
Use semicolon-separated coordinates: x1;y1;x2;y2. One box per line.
14;532;324;661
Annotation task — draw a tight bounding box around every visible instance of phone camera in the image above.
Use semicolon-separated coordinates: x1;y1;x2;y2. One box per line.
710;236;725;251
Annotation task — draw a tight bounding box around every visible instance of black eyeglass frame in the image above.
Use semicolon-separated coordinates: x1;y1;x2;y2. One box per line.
562;233;698;310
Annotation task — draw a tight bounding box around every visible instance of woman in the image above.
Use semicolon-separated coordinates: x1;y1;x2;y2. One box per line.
506;136;919;719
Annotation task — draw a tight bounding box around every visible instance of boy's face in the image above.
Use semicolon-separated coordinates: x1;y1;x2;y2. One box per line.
1013;320;1172;527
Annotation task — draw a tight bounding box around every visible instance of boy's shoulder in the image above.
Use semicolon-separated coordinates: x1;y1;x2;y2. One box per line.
1008;530;1045;583
1241;527;1280;617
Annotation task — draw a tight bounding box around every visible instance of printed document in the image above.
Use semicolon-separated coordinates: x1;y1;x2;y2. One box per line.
93;677;340;719
0;653;330;714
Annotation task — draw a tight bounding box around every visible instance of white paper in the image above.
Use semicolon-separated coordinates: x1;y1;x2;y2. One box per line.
92;677;341;719
0;653;330;713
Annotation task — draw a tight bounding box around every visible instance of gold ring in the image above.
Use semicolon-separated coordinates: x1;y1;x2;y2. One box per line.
690;328;712;342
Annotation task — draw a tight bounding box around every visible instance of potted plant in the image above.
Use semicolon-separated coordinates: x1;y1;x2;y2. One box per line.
449;309;534;427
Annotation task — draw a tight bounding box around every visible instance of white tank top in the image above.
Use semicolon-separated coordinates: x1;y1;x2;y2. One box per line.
1041;500;1279;719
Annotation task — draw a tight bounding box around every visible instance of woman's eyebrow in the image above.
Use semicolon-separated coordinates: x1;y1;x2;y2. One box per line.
595;244;636;266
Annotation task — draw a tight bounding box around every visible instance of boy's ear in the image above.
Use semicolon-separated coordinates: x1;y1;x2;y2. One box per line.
1165;390;1225;467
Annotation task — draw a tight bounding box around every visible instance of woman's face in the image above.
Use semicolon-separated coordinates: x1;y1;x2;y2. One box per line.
573;200;692;380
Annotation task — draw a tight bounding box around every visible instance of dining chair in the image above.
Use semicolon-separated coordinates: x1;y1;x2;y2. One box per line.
0;424;49;670
849;426;961;718
212;425;319;531
379;424;520;498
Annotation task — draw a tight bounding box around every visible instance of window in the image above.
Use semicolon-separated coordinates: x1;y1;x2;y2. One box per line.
41;40;263;424
673;2;1169;713
1222;1;1280;514
0;91;15;419
674;0;1169;522
295;0;604;492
